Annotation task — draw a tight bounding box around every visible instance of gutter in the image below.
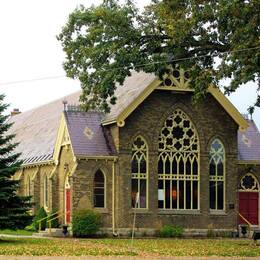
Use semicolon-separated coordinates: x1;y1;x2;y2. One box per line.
22;159;55;168
237;160;260;165
76;155;118;161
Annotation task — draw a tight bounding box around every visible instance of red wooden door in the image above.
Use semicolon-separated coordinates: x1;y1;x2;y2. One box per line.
66;189;71;224
239;192;258;225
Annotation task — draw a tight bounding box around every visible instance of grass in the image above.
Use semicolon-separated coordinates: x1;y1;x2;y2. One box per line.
0;229;34;236
0;238;259;257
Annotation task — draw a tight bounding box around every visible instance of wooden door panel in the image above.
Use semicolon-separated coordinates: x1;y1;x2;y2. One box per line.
239;192;258;225
66;189;71;224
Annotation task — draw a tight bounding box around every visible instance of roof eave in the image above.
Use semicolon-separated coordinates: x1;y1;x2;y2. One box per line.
76;155;118;161
21;159;55;168
237;160;260;165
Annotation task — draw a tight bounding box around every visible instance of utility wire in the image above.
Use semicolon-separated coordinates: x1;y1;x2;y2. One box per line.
0;75;66;87
1;46;259;87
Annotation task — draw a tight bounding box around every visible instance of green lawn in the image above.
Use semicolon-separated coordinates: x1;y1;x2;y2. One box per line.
0;238;259;257
0;229;34;236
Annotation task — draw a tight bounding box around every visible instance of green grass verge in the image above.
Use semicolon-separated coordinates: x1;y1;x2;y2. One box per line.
0;238;259;256
0;229;34;236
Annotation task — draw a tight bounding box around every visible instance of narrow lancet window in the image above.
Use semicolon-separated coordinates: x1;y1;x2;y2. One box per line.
94;170;105;208
209;139;225;210
131;136;148;208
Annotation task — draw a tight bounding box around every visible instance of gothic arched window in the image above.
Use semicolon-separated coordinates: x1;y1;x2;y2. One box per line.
43;175;49;209
26;175;31;196
209;139;225;210
94;170;105;208
158;109;200;210
131;136;148;209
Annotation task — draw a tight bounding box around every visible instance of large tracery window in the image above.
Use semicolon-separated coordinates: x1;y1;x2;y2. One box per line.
94;170;105;208
131;136;148;209
158;109;199;210
209;139;225;211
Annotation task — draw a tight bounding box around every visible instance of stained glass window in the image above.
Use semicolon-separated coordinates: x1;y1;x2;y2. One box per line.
158;109;199;210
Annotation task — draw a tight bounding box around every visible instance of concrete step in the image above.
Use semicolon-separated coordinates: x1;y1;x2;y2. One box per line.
33;228;65;237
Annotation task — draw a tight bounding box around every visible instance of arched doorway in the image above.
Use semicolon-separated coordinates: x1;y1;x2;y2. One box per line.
64;175;71;224
239;173;259;225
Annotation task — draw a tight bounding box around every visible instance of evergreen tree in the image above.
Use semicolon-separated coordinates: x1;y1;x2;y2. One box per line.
0;94;32;229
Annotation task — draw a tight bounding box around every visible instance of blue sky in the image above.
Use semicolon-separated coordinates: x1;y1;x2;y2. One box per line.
0;0;259;130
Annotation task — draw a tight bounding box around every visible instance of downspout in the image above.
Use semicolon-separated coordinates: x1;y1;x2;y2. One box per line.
112;159;117;236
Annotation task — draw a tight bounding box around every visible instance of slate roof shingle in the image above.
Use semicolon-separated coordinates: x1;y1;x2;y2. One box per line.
64;111;115;157
238;119;260;161
8;91;80;164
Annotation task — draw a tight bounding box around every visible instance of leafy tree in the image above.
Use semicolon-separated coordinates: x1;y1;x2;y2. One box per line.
0;94;32;230
58;0;260;112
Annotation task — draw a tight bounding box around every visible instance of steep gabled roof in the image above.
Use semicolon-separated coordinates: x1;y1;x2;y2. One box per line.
238;119;260;162
64;111;115;157
8;91;80;165
102;71;157;125
102;71;248;131
8;70;253;166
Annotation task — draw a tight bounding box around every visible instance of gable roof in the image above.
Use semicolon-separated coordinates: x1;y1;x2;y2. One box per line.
101;71;248;131
64;111;115;157
102;71;157;125
8;91;80;165
8;70;255;166
238;119;260;162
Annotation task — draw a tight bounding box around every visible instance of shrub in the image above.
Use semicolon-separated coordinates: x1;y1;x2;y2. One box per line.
159;225;184;238
72;209;101;237
172;225;184;237
159;225;174;237
32;207;47;231
47;210;59;229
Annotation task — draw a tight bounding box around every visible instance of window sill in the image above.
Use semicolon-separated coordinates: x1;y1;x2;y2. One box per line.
209;210;227;216
158;210;201;215
129;209;152;214
94;208;109;214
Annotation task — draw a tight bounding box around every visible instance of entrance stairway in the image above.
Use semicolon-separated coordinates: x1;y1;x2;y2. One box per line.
33;228;65;238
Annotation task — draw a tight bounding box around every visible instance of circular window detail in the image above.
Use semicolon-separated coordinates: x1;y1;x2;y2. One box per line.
239;173;259;191
172;70;180;79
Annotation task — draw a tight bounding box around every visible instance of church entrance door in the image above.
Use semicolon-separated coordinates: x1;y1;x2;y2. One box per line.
239;173;259;225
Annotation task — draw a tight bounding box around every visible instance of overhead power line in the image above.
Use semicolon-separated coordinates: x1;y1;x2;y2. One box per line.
0;46;259;87
0;75;66;87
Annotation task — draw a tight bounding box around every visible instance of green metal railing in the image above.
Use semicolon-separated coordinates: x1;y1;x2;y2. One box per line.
47;211;70;233
37;210;60;232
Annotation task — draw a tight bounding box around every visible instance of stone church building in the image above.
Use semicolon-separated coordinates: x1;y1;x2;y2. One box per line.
9;69;260;235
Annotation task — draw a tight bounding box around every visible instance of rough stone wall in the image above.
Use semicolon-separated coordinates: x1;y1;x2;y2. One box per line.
115;90;239;231
18;164;55;214
55;144;77;224
72;159;114;228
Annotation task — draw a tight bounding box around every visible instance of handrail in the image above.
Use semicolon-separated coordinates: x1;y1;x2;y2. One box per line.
47;211;70;233
37;210;60;232
236;210;253;236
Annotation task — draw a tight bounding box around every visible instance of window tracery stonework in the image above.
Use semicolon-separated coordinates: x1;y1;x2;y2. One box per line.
158;109;199;210
239;173;259;192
